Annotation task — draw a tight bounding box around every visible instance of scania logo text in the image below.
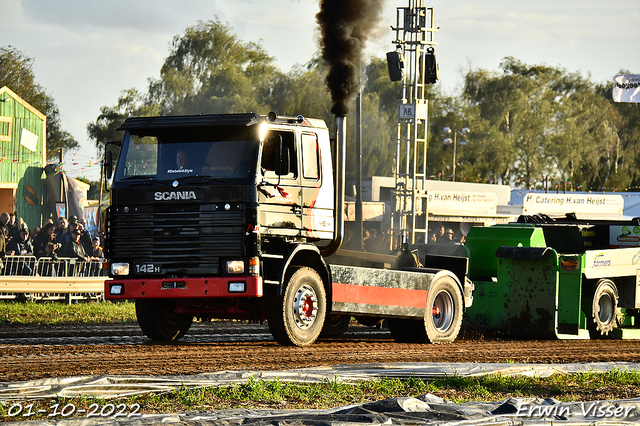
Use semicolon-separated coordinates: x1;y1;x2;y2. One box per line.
154;191;197;201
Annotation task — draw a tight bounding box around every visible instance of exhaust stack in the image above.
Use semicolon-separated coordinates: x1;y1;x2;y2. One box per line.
321;114;346;257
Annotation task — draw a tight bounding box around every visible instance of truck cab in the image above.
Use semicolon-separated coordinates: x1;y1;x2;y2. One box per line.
105;113;336;343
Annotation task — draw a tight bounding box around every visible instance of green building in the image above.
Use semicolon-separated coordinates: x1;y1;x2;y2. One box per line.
0;86;47;229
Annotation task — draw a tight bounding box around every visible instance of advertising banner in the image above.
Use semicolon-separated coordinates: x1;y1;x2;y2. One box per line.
426;191;497;215
612;73;640;103
522;193;623;217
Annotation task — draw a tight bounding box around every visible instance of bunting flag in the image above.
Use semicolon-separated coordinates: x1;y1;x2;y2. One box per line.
612;73;640;103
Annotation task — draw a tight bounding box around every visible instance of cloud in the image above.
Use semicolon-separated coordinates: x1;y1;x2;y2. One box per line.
21;0;222;33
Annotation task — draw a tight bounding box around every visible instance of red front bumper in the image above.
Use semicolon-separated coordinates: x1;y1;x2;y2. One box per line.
105;276;263;300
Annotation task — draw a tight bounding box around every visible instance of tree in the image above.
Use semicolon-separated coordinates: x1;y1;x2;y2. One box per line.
147;19;281;115
87;88;160;156
0;46;78;158
88;19;283;154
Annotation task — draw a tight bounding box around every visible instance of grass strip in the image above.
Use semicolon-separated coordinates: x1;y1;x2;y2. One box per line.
0;301;136;325
2;371;640;421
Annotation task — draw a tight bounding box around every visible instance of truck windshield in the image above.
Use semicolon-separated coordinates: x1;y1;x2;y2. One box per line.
114;127;259;181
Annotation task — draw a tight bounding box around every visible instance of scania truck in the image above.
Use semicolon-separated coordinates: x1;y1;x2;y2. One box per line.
103;112;473;346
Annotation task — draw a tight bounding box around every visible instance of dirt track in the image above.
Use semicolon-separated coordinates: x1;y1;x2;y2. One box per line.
2;321;640;382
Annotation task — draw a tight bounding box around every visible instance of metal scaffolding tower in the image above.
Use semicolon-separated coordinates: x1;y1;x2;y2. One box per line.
391;1;437;248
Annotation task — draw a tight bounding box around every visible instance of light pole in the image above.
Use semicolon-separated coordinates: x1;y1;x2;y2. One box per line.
442;127;470;182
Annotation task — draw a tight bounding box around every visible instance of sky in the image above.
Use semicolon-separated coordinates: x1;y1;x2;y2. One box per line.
1;0;639;181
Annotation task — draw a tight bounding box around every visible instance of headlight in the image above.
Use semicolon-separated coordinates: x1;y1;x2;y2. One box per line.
226;260;245;274
111;262;130;275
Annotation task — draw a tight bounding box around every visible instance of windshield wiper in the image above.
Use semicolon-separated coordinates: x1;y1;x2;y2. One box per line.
117;176;168;186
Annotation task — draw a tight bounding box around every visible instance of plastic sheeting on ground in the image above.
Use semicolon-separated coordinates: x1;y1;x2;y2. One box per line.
3;362;640;425
2;361;640;401
4;394;640;425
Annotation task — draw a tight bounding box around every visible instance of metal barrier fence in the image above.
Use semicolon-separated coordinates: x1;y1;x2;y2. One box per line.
0;256;107;303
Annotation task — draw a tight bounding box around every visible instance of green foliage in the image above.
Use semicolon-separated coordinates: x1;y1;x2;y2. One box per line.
0;301;136;324
459;57;638;189
0;46;79;158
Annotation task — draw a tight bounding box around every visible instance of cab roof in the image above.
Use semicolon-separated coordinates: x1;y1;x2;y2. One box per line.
117;113;263;131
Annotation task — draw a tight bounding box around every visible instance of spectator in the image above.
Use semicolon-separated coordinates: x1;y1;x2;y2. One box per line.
435;224;446;243
7;223;34;256
457;231;467;244
365;228;378;252
34;223;60;258
78;217;93;255
0;212;9;273
441;228;455;243
7;213;19;240
91;236;104;259
379;226;391;253
54;217;68;245
342;228;353;249
60;216;80;247
63;228;89;262
362;229;370;251
6;223;34;275
428;231;437;243
43;242;59;259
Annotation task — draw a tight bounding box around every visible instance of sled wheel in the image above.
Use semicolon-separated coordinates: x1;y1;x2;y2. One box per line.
320;314;351;337
136;299;193;341
267;268;326;346
588;279;619;337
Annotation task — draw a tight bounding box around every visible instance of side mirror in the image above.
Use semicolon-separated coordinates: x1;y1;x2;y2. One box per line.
104;141;121;180
104;150;113;180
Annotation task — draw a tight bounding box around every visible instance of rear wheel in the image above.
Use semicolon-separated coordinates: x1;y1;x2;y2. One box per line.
587;279;619;337
388;276;463;344
267;268;326;346
136;299;193;341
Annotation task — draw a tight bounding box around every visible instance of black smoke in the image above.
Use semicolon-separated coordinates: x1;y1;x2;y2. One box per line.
316;0;384;116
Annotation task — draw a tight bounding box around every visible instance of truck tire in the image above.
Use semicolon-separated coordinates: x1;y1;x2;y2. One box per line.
320;314;350;337
388;276;463;344
135;299;193;341
267;267;326;346
588;279;619;337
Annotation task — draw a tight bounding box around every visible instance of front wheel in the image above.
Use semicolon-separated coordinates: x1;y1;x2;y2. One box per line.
136;299;193;341
587;279;619;337
267;268;327;346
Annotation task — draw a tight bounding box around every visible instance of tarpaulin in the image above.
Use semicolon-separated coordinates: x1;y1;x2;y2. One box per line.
3;362;640;425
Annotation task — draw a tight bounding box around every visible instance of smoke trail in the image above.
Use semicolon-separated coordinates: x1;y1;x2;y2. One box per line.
316;0;384;116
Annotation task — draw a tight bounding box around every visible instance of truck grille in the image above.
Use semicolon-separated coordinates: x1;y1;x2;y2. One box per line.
108;205;244;276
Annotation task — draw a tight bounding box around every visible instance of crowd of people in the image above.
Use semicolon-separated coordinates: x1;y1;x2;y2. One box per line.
341;223;467;254
0;212;103;274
